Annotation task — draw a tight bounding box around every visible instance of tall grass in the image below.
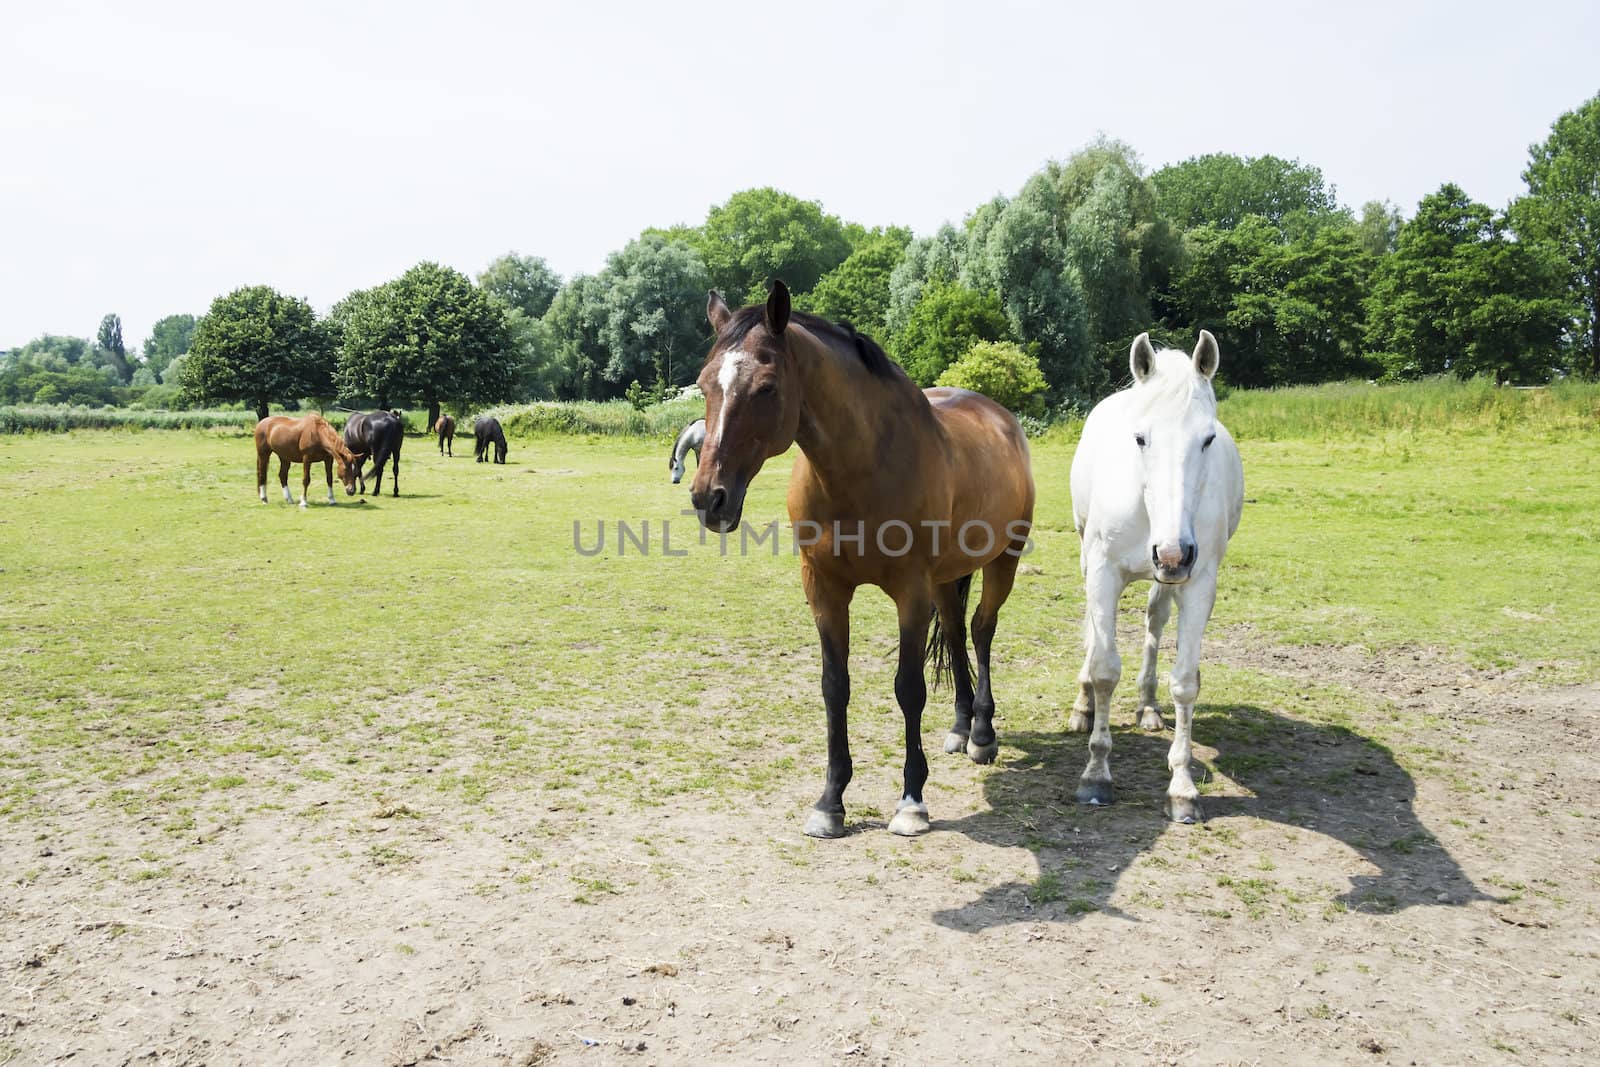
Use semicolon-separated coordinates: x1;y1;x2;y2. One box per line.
6;377;1596;440
1217;376;1600;441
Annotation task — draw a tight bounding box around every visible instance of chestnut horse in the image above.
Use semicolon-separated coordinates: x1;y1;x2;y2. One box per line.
435;414;456;456
254;413;364;508
691;282;1035;838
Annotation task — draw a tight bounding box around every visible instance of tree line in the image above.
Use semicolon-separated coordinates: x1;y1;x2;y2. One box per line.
4;92;1597;417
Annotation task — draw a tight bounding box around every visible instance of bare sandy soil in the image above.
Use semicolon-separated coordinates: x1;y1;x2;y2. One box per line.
4;629;1597;1066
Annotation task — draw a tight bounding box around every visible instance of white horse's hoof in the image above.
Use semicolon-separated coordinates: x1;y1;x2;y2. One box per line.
888;800;930;837
1076;779;1114;806
943;731;968;754
803;809;845;839
1137;706;1165;731
1165;796;1202;824
966;738;998;765
1066;712;1093;733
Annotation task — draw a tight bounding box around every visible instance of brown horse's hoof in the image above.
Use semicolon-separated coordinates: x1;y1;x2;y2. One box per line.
888;800;930;836
803;809;845;839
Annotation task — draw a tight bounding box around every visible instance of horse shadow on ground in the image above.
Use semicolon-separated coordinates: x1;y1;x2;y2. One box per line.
931;704;1496;931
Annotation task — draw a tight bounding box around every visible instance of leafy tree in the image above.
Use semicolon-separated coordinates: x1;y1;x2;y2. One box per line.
141;314;196;379
542;274;609;400
334;262;514;430
800;227;913;339
889;281;1012;386
935;340;1049;416
13;334;91;368
1511;92;1600;376
1153;153;1344;238
1368;184;1569;383
963;172;1093;399
695;188;851;302
593;234;711;393
477;253;562;319
183;286;330;419
1357;201;1404;256
96;314;133;383
1174;216;1377;387
885;223;967;336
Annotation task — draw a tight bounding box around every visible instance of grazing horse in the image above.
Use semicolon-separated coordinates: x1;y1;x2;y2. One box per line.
474;416;507;463
1069;331;1244;823
690;281;1035;839
342;409;404;497
669;418;705;484
435;414;456;456
255;413;364;508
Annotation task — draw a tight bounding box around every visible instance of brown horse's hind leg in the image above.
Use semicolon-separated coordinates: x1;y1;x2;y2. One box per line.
802;569;854;839
299;461;311;508
256;447;269;503
936;576;978;756
888;585;935;837
967;547;1023;765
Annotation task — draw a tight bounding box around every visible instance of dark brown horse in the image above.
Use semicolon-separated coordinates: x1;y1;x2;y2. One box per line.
690;282;1035;838
255;413;364;508
435;414;455;456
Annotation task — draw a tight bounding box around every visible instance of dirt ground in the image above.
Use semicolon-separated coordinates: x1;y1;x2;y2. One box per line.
3;627;1597;1066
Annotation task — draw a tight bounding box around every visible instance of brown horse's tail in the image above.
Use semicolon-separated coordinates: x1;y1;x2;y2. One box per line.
925;573;974;691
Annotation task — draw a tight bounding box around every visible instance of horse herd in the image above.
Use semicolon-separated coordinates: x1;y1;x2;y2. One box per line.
252;281;1245;840
252;411;511;506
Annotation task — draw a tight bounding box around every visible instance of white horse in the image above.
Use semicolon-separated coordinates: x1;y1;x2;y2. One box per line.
1069;330;1244;823
670;418;705;484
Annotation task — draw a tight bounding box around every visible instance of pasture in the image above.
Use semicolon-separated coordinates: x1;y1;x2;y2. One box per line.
1;416;1597;1064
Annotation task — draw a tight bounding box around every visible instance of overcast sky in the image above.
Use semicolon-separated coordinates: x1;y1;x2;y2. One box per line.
4;0;1597;352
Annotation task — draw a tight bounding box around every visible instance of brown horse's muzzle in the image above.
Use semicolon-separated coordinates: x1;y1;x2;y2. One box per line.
692;479;746;534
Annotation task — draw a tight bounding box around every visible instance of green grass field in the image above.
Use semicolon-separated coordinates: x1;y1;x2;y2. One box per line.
1;413;1594;834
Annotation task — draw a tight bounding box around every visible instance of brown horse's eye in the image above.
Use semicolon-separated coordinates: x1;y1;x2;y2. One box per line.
755;383;776;398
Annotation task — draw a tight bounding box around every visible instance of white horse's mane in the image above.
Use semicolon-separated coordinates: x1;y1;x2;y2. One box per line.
1129;348;1217;419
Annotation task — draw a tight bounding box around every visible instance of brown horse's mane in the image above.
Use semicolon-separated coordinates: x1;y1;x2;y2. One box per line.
715;305;905;382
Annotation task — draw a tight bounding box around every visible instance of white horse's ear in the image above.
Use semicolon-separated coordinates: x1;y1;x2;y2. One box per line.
1130;333;1157;383
1193;330;1220;380
707;290;732;332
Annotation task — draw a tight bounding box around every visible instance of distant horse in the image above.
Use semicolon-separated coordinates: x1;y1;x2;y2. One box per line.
669;418;705;484
474;416;507;463
255;413;365;508
435;414;456;456
691;281;1035;838
1069;331;1244;822
342;409;404;497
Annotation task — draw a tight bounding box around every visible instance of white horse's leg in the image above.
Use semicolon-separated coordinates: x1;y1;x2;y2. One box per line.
1069;673;1094;733
1136;583;1176;730
1076;566;1124;806
1164;575;1217;823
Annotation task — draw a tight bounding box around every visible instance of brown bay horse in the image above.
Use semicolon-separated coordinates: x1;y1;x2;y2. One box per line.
255;413;364;508
690;281;1035;838
435;414;455;456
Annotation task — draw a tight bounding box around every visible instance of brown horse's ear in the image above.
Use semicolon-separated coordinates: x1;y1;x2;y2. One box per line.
1193;329;1220;380
765;279;791;335
1130;332;1157;383
707;290;732;332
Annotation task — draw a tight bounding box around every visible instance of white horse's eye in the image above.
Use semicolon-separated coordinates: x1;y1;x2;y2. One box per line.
1134;433;1147;448
1202;433;1216;449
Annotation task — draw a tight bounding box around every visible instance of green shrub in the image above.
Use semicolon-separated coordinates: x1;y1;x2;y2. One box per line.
935;341;1049;416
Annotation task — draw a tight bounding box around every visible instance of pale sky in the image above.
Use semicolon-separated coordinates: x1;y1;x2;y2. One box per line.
3;0;1597;352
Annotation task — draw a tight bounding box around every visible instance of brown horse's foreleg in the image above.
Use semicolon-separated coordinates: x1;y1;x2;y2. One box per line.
299;461;311;508
803;568;854;839
936;576;978;756
887;585;934;837
278;457;292;504
323;459;336;505
967;548;1023;765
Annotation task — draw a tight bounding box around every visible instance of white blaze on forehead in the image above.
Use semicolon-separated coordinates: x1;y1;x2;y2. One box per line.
714;348;752;442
